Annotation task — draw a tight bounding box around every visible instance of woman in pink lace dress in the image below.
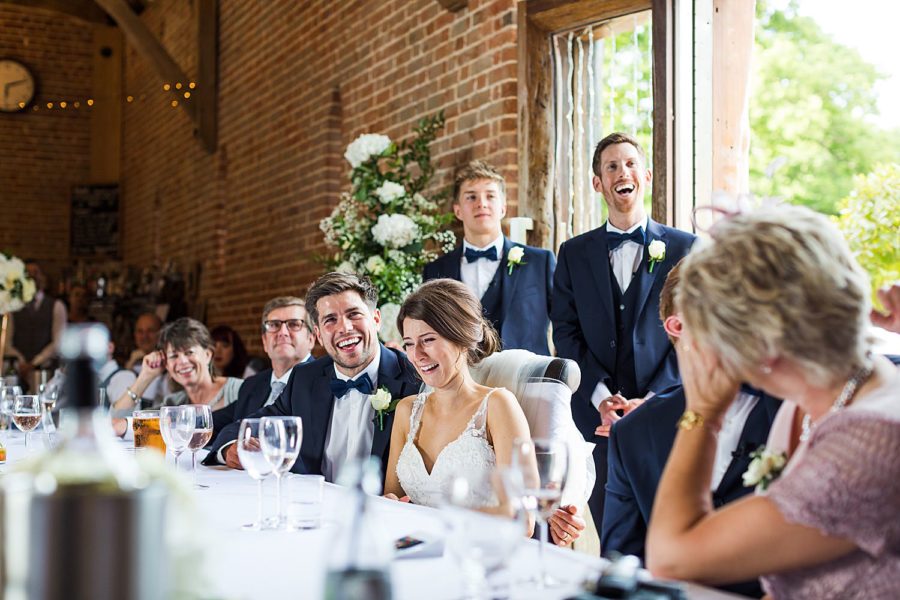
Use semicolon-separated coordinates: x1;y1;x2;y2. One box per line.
645;206;900;599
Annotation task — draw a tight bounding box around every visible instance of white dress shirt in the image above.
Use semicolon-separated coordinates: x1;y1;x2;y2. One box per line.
591;216;650;410
322;352;381;483
711;390;759;490
460;234;504;300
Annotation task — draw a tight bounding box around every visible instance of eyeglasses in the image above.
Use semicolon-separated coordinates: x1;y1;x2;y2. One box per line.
263;319;306;333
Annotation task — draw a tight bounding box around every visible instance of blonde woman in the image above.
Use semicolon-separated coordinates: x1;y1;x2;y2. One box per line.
646;206;900;599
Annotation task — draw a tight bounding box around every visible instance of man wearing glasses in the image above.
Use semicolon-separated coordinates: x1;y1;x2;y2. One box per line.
206;296;315;459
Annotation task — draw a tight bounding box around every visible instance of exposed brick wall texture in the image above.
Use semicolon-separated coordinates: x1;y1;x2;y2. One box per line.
0;6;93;283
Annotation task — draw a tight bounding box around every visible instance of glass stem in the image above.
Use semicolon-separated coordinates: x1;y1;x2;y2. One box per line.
539;518;548;586
275;473;283;525
191;450;197;487
256;478;264;528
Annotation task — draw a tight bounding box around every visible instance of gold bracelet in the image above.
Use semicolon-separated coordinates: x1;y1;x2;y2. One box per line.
677;410;706;431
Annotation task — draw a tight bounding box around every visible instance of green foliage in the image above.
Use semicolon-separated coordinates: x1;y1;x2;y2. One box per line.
833;163;900;299
320;112;456;307
750;0;900;214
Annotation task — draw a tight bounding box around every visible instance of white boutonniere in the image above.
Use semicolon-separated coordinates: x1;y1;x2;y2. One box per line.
506;246;526;275
742;445;787;492
647;240;666;273
370;387;399;431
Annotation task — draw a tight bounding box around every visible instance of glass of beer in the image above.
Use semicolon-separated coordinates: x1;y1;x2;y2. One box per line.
133;410;166;454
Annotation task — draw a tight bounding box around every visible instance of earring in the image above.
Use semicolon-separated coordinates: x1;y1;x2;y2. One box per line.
761;364;772;374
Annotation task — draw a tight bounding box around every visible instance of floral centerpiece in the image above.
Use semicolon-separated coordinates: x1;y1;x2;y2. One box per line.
0;253;36;314
320;113;456;343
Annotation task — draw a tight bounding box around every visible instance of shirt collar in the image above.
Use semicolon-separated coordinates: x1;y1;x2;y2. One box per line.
271;365;296;386
333;347;381;388
462;234;504;254
606;215;649;236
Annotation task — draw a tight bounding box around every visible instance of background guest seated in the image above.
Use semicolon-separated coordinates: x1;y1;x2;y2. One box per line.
112;317;243;435
645;206;900;599
211;324;252;378
602;260;780;598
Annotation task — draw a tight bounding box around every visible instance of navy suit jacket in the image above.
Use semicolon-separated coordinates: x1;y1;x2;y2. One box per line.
208;345;420;480
423;236;555;356
551;220;696;440
602;386;780;598
209;356;315;443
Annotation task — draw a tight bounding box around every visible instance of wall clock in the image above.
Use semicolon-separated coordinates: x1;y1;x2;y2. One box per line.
0;58;36;112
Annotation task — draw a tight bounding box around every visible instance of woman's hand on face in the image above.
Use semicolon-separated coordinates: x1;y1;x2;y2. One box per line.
676;329;738;427
140;351;166;379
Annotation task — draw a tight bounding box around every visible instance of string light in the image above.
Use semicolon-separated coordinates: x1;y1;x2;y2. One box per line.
163;83;171;91
74;101;80;108
171;100;178;107
183;91;191;99
60;101;67;108
46;102;53;109
87;99;94;106
126;95;134;102
18;101;25;109
175;82;182;90
188;82;196;89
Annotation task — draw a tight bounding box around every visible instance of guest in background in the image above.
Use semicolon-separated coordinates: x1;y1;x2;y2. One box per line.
209;273;420;482
423;161;555;356
211;325;251;378
122;312;167;409
646;206;900;599
111;318;242;428
98;340;137;409
551;132;696;533
6;260;67;387
66;283;96;324
602;261;780;597
207;296;316;446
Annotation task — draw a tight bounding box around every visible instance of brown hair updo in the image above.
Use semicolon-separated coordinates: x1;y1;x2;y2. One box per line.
398;278;500;365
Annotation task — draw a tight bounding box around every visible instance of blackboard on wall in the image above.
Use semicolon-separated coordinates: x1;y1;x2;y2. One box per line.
71;184;119;257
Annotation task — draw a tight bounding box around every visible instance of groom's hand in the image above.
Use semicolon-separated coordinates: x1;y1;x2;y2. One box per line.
595;394;629;437
224;444;244;470
550;505;585;546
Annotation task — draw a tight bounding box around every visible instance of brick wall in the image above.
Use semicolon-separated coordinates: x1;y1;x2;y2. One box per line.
0;6;93;284
122;0;518;351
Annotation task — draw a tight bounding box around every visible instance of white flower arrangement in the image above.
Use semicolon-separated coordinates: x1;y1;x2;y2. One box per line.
506;246;526;275
648;239;666;273
0;253;36;314
742;445;787;492
371;214;420;249
343;133;392;169
320;113;456;336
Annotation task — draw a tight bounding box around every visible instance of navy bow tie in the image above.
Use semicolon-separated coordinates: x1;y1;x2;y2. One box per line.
330;373;374;398
739;383;760;397
464;246;498;263
607;228;645;251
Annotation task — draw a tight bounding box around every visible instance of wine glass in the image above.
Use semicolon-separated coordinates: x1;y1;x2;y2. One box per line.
159;405;195;472
260;416;302;529
512;437;569;588
13;395;43;452
441;469;530;599
237;418;279;531
0;385;22;437
187;405;213;489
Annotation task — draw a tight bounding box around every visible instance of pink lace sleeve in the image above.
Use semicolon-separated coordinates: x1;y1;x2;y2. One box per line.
766;411;900;556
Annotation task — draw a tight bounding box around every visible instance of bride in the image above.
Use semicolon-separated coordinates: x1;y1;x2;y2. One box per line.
384;279;530;509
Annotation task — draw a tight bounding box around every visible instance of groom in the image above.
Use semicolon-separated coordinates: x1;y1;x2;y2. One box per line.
423;160;555;356
550;132;696;533
208;272;420;483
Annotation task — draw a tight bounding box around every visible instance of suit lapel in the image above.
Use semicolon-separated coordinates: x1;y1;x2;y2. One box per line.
714;396;779;496
589;227;616;327
308;360;337;463
445;245;463;281
633;219;667;321
371;345;404;460
500;237;521;324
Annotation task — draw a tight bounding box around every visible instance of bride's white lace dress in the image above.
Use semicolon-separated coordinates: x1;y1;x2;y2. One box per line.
395;388;500;508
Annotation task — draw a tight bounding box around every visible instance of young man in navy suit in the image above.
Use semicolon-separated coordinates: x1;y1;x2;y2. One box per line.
602;262;779;598
207;296;316;447
423;161;555;355
209;273;420;483
550;133;696;532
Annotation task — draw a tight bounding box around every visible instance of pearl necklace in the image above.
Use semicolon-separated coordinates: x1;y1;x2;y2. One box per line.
800;363;873;442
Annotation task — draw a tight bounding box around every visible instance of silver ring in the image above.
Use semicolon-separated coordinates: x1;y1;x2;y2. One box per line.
561;532;570;542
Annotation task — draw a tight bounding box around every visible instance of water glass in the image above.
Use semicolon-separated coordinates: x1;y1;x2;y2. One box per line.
288;474;324;530
237;418;278;531
0;385;22;435
186;405;213;488
159;405;195;471
260;416;303;529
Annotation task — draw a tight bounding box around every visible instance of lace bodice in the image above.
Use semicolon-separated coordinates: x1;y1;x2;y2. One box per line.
396;389;499;508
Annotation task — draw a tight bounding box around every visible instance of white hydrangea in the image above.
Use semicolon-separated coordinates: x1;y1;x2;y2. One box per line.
374;181;406;204
0;253;35;314
366;255;386;275
371;214;420;249
336;261;356;274
378;302;402;345
344;134;392;168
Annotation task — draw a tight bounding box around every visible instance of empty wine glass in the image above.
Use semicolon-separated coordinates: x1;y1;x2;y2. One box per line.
159;405;195;472
238;418;280;531
0;385;22;437
260;416;302;529
512;437;568;588
13;395;42;452
187;405;213;489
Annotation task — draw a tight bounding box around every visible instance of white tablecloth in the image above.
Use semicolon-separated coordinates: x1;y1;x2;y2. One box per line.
1;432;745;599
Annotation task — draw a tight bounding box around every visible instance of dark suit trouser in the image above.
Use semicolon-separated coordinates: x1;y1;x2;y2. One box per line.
588;440;609;547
